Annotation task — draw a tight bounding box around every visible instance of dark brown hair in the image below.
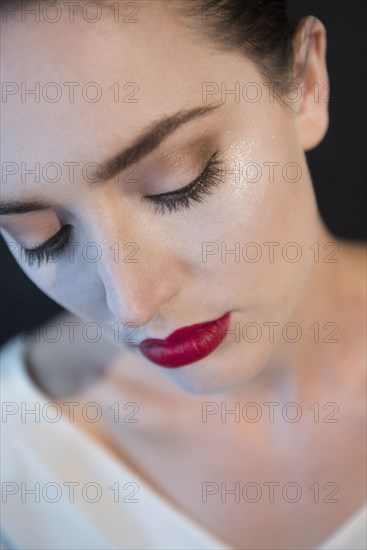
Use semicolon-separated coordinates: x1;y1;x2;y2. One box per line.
183;2;296;81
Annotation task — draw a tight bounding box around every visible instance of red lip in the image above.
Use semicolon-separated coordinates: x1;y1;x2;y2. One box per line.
138;312;231;368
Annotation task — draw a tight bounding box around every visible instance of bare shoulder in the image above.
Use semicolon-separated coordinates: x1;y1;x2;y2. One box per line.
24;311;120;399
332;238;366;395
338;238;366;286
335;238;366;320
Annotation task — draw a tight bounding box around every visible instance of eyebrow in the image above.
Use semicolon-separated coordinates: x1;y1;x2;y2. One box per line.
0;103;222;216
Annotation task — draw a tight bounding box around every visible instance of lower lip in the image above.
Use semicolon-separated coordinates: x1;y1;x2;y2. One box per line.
138;312;231;368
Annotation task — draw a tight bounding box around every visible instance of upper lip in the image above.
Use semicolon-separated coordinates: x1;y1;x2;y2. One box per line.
139;315;226;346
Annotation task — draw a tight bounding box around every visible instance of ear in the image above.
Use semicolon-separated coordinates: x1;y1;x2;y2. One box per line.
291;16;330;151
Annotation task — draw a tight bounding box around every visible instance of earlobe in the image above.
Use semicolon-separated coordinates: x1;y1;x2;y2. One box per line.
292;16;330;151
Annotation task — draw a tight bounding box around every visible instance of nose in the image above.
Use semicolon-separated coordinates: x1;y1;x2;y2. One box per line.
96;237;184;331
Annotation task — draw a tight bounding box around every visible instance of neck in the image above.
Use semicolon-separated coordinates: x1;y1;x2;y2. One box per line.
224;220;349;405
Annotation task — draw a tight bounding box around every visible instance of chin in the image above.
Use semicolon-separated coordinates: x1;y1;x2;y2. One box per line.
156;355;258;396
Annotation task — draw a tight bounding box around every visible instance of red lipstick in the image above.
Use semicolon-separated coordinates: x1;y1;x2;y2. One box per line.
138;312;231;368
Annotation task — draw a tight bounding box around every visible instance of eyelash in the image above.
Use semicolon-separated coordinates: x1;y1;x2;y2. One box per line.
23;152;223;268
23;224;72;268
145;151;222;214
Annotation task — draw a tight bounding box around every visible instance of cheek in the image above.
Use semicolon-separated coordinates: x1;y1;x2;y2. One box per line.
180;134;318;312
8;251;105;324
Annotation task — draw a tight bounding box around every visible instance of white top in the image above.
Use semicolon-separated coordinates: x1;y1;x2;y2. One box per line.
1;334;366;550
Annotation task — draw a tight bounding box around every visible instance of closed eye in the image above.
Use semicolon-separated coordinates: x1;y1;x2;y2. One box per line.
144;152;223;214
22;224;72;267
20;152;223;267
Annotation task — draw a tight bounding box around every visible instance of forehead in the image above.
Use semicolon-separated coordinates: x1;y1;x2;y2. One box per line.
2;2;241;161
1;1;264;205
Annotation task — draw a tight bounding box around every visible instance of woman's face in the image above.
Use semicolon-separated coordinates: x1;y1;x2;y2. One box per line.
1;2;328;393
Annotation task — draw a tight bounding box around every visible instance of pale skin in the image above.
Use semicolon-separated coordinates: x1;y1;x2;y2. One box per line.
1;2;366;549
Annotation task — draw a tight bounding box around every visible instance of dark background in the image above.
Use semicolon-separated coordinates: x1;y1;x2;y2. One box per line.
1;0;366;346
